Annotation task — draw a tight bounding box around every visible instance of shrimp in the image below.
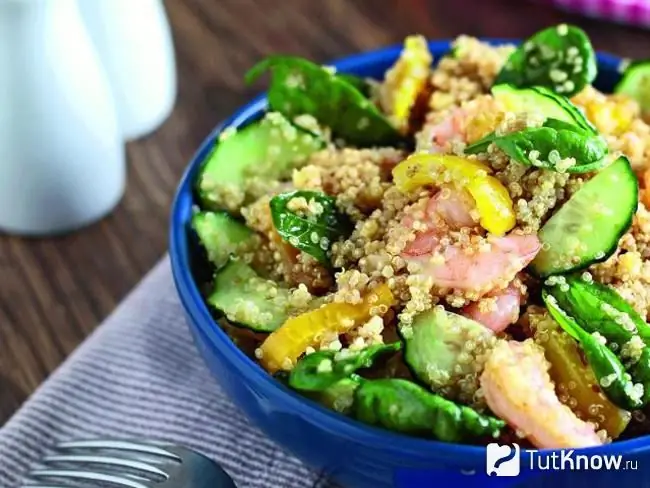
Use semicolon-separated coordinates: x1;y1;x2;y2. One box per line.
401;186;477;238
480;339;603;449
422;108;466;153
419;95;504;153
399;188;540;295
403;232;541;296
463;280;525;333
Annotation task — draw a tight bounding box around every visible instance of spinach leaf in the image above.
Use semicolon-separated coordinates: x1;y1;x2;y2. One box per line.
495;24;597;97
548;275;650;346
543;290;644;410
289;342;402;392
337;73;373;98
246;55;402;147
312;377;361;415
464;133;498;155
269;190;352;265
546;275;650;405
353;378;505;443
465;118;607;173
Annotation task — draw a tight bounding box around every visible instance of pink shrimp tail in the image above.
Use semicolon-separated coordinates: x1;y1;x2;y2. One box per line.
462;281;524;333
481;340;603;449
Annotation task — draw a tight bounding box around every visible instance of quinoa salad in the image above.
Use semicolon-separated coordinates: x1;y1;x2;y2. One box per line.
192;24;650;448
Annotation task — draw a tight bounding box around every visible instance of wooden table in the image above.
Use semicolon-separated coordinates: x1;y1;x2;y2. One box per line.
1;0;649;424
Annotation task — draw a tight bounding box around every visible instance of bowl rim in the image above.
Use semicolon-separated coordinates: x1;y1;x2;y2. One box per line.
169;38;650;462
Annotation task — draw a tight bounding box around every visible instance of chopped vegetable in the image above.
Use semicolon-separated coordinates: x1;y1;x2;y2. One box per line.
379;35;433;133
246;56;402;147
495;24;597;97
337;73;373;97
258;283;394;373
543;291;643;410
545;275;650;405
392;153;516;235
465;175;518;237
197;112;323;211
614;60;650;114
314;377;361;415
289;342;402;392
465;118;608;173
401;308;494;403
269;190;352;265
492;83;596;133
532;311;630;438
530;156;638;277
579;90;637;136
192;211;256;268
393;153;491;192
353;378;505;443
208;259;292;332
547;275;650;346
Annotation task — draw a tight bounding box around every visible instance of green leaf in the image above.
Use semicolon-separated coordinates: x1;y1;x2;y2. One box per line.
269;190;352;265
312;377;361;415
337;73;373;97
353;378;505;442
464;133;498;155
495;24;597;97
466;118;607;173
547;275;650;347
289;343;402;392
245;55;403;147
546;275;650;405
543;290;644;410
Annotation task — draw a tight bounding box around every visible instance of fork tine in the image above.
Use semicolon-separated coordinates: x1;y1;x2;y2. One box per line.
43;454;168;477
28;469;150;488
21;485;69;488
57;440;179;460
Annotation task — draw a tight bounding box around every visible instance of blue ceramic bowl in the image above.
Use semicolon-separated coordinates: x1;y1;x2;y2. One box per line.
170;40;650;488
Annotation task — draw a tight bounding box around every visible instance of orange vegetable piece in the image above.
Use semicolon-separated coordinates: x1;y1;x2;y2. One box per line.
259;283;394;373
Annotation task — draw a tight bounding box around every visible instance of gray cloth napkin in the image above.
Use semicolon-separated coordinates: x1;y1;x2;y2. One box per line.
0;256;334;488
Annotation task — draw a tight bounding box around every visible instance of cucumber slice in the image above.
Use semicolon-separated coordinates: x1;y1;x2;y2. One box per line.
208;259;292;332
492;84;595;133
530;156;638;277
614;61;650;113
401;308;494;402
192;211;256;268
197;112;323;211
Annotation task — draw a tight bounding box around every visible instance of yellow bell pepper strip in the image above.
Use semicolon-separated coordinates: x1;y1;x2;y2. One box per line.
381;35;433;133
464;110;505;144
533;312;631;439
392;153;516;236
259;283;395;373
466;175;517;237
576;94;636;136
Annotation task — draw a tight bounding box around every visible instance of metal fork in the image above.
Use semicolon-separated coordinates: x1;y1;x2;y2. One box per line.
22;439;238;488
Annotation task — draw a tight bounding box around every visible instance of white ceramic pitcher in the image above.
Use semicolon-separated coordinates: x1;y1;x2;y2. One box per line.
0;0;125;236
79;0;177;141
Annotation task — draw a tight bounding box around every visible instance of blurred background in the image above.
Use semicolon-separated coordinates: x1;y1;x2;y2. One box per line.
1;0;649;425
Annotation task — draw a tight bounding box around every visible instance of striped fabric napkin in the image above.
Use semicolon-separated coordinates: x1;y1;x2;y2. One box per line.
0;257;335;488
539;0;650;28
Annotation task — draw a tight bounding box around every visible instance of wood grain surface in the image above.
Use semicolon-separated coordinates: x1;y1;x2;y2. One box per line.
1;0;649;425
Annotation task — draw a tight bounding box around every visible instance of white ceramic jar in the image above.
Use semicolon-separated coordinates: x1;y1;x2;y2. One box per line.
0;0;125;236
79;0;177;141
